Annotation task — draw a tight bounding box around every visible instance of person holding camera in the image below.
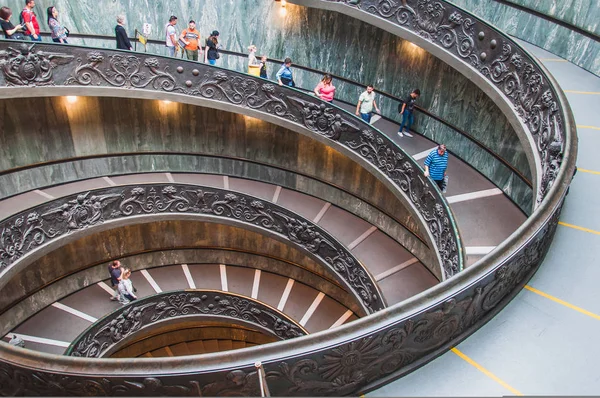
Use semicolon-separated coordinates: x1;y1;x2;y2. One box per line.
0;7;25;40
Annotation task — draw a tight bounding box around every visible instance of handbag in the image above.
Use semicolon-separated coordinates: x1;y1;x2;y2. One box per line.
64;26;70;37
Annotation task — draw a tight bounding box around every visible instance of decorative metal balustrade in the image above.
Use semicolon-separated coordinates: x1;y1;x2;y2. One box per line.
0;40;461;280
0;183;383;314
0;0;577;393
66;290;307;358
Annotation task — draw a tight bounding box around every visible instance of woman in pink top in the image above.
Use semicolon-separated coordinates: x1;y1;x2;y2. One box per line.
314;74;336;102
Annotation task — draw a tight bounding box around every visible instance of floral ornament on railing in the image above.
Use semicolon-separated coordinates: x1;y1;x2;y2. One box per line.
68;291;307;358
0;184;384;313
327;0;565;203
65;51;178;91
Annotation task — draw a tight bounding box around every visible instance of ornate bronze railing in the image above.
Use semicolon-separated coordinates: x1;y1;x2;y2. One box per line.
66;290;307;358
0;40;461;280
0;183;383;314
0;0;577;393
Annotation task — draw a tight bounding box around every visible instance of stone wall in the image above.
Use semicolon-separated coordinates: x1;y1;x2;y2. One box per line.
0;0;531;210
452;0;600;76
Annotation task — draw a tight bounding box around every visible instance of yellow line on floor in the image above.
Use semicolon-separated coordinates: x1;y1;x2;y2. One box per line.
524;285;600;321
578;168;600;175
539;58;567;62
564;90;600;95
558;221;600;236
451;348;523;396
577;125;600;131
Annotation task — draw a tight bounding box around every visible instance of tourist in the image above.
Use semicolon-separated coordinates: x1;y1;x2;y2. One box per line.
424;144;449;193
204;30;220;65
118;268;137;304
248;44;259;66
115;15;132;50
165;15;178;57
179;20;200;61
21;0;40;41
108;260;123;301
8;335;25;348
314;73;336;102
259;55;268;78
0;7;25;40
355;84;380;123
276;58;294;87
47;6;67;44
398;88;420;137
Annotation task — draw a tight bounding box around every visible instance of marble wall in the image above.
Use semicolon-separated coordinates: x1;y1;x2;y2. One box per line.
0;0;532;210
503;0;599;36
452;0;600;76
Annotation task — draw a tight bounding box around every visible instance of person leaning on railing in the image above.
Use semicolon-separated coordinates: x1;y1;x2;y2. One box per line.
0;6;25;40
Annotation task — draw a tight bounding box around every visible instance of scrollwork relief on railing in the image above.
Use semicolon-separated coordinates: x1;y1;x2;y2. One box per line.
0;41;462;279
68;290;306;358
0;200;562;396
0;184;384;313
326;0;565;203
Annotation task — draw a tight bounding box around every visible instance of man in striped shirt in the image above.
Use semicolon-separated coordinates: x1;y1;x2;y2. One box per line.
424;144;448;193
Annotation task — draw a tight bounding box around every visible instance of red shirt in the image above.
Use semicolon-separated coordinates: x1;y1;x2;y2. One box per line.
21;8;39;35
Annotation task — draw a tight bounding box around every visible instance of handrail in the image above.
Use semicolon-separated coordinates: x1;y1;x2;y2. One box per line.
0;0;577;393
66;289;307;358
0;183;384;315
35;30;532;189
0;39;462;281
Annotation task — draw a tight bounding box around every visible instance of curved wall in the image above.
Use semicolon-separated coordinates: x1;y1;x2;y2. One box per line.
0;0;532;209
451;0;600;76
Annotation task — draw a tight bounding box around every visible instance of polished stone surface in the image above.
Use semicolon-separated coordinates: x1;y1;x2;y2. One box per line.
0;0;531;208
452;0;600;76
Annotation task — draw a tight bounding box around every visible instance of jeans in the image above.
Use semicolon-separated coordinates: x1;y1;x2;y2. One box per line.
360;112;372;123
167;46;176;57
208;59;216;65
28;34;42;42
185;49;198;61
399;110;414;132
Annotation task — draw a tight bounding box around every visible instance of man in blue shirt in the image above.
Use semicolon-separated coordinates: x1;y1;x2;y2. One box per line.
424;144;449;193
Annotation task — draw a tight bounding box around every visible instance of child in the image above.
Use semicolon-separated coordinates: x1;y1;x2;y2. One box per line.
259;55;268;79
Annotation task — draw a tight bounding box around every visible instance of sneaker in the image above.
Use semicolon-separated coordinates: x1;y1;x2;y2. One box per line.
404;131;413;137
109;297;118;301
397;132;404;137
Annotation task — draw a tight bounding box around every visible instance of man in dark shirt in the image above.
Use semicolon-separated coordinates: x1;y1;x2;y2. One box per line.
398;88;420;138
108;260;122;301
115;15;132;50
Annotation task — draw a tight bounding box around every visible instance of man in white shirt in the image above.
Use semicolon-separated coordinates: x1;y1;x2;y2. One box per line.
355;84;380;124
165;15;178;57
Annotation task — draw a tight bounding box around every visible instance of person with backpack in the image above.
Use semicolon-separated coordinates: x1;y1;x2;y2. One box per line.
21;0;40;41
398;88;420;137
0;7;25;40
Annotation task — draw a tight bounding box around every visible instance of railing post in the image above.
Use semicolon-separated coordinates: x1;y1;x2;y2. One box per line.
255;361;271;397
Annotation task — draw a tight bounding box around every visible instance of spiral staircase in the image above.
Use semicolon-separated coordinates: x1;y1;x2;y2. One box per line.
0;0;579;396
